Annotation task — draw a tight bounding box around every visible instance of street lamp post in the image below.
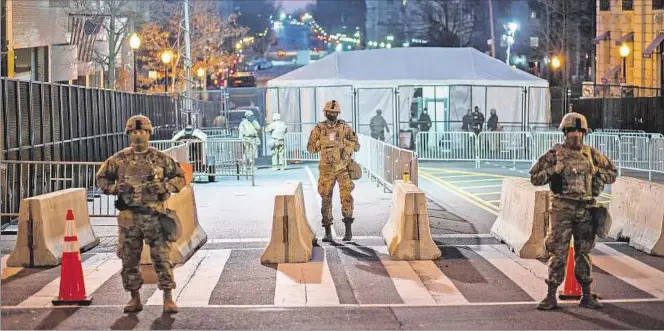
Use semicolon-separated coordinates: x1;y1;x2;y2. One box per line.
197;67;206;91
503;22;518;65
620;43;630;82
129;33;141;93
161;50;173;92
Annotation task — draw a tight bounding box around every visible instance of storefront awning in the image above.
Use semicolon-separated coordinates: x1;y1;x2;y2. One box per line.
594;31;610;44
615;32;634;46
643;33;664;58
602;65;622;81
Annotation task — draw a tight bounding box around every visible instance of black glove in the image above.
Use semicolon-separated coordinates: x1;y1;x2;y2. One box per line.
115;198;130;211
550;174;563;194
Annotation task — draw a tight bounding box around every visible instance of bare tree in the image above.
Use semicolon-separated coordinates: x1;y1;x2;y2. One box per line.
410;0;485;47
136;0;247;92
67;0;141;89
531;0;594;85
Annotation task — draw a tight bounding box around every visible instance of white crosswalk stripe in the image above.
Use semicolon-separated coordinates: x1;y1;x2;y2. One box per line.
4;244;664;309
274;247;339;306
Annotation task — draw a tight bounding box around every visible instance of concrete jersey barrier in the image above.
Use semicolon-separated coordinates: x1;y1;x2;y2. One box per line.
7;188;100;267
382;180;441;260
140;184;208;264
609;177;664;256
491;178;550;259
261;181;316;264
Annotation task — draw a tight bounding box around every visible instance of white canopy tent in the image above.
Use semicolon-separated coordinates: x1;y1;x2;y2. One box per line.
266;47;550;140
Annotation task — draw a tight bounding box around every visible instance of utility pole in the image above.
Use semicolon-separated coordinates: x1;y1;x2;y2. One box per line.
489;0;496;58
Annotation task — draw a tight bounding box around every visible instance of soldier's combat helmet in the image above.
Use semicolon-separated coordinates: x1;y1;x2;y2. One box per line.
323;100;340;113
125;115;153;135
558;112;588;134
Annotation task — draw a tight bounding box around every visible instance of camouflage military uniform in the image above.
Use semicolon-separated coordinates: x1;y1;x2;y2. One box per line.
530;112;617;310
96;115;185;314
239;110;261;170
307;100;360;242
265;113;288;170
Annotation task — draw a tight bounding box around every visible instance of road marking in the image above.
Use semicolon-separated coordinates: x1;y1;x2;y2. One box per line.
487;200;501;204
1;255;23;280
419;167;523;179
274;247;339;306
593;243;664;299
207;234;495;243
305;165;336;238
473;191;502;196
409;260;469;305
455;184;504;189
420;172;499;215
5;298;664;310
177;250;231;307
147;250;207;306
372;246;436;305
445;178;504;184
469;245;548;301
18;253;120;308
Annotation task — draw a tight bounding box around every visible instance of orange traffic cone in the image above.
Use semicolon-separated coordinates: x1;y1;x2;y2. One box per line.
558;240;582;300
52;209;92;306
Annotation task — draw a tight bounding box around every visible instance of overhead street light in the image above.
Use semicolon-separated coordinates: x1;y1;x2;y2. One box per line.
620;43;630;81
129;33;141;93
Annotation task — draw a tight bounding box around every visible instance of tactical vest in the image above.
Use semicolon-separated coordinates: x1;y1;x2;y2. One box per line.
317;120;350;172
553;144;597;200
116;147;169;206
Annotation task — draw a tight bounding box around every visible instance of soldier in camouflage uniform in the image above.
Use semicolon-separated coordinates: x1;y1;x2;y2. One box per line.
307;100;360;242
239;110;261;171
96;115;186;314
530;112;617;310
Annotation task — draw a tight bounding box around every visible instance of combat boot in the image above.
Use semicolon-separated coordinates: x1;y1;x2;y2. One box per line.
322;225;334;242
123;290;143;313
342;218;353;241
579;285;603;309
536;282;559;310
163;289;179;314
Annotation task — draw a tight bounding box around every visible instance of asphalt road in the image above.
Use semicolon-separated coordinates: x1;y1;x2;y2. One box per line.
2;164;664;330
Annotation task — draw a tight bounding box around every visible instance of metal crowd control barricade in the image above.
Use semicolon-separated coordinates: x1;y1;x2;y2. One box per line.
356;134;417;191
0;161;116;218
415;131;476;163
531;131;564;161
186;139;255;185
285;132;320;162
476;131;532;167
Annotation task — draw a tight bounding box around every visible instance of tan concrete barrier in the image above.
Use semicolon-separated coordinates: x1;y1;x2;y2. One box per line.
607;177;642;240
382;180;441;260
7;188;100;267
490;178;550;259
608;177;664;256
140;184;208;264
261;181;316;264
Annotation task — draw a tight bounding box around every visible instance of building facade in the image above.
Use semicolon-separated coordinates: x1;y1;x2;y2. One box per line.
595;0;664;91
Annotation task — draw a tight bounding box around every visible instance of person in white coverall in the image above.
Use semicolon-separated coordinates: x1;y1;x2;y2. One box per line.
265;113;288;170
239;110;261;170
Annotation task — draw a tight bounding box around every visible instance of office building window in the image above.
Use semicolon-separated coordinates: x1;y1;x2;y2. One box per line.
622;0;633;10
654;0;664;10
600;0;610;11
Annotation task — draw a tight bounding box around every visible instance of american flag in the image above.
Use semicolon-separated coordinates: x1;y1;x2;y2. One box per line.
70;15;103;63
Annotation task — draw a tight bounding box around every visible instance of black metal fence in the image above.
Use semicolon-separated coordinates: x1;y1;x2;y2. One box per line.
0;78;180;163
551;84;664;133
